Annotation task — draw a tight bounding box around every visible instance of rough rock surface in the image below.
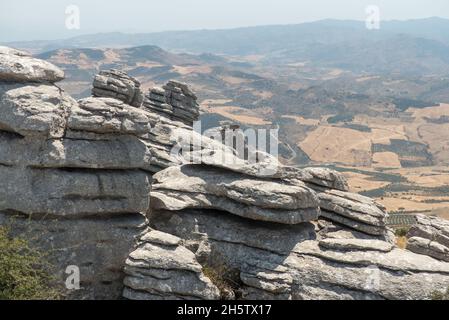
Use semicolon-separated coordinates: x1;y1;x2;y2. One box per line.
407;215;449;262
92;69;143;107
151;164;320;224
314;188;388;236
123;230;220;300
143;80;199;126
0;48;152;299
0;46;64;83
143;153;449;300
149;208;449;300
0;83;74;138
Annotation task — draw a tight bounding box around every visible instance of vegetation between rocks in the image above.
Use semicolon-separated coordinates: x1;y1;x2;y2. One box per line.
0;226;60;300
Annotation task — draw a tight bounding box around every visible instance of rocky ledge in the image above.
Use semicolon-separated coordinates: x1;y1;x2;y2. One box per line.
406;215;449;262
1;47;449;300
143;80;199;126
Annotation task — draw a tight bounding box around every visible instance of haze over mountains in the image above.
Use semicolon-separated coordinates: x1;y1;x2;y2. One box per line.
6;17;449;75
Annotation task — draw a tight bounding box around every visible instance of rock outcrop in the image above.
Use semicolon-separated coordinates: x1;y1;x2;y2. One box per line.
406;215;449;262
0;50;151;299
123;230;220;300
148;205;449;300
0;46;64;83
151;165;320;224
92;69;143;108
315;189;388;236
145;160;449;300
143;80;199;126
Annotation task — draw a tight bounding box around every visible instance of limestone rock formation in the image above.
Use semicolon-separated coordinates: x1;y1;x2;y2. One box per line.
123;230;220;300
92;69;143;107
315;189;388;236
143;80;199;126
0;49;152;299
3;48;449;301
146;160;449;300
149;206;449;300
406;215;449;262
0;46;64;83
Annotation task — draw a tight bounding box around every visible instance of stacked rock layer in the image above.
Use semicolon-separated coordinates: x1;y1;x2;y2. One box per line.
143;80;199;126
92;69;143;107
407;215;449;262
0;48;152;299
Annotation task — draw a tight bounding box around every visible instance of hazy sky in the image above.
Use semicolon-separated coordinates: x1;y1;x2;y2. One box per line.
1;0;449;42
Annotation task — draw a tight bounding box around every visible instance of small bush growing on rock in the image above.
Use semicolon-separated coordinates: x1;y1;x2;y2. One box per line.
0;226;60;300
203;263;241;300
395;227;410;237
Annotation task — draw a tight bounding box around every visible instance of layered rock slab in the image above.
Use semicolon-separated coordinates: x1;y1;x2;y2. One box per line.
0;83;74;138
143;80;199;126
92;69;143;108
0;46;64;83
123;230;220;300
313;188;388;236
0;48;152;299
407;215;449;262
151;164;320;224
150;208;449;300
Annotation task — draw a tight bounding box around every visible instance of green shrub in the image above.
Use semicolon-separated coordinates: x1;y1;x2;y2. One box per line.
394;227;410;237
0;226;60;300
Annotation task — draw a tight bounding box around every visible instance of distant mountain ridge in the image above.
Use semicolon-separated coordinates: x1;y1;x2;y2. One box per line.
6;17;449;76
6;17;449;53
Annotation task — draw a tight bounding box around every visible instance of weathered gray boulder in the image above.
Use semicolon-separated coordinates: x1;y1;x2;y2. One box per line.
407;237;449;262
0;166;151;217
314;188;388;236
92;69;143;107
123;230;220;300
70;97;151;135
0;83;74;138
407;215;449;262
280;166;349;191
0;49;152;299
149;208;449;300
0;46;64;83
151;164;320;224
143;80;199;126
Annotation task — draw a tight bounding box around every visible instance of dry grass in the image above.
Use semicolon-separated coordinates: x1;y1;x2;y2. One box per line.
344;171;391;193
299;126;372;166
379;197;449;213
281;115;320;126
203;105;272;125
202;264;241;300
410;103;449;119
372;152;402;168
172;65;212;75
396;236;408;249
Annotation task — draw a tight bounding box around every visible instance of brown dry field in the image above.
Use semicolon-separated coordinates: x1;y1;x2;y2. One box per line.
202;105;272;125
372;152;401;168
172;65;212;75
341;165;449;220
345;171;391;193
281;115;321;126
298;125;406;166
